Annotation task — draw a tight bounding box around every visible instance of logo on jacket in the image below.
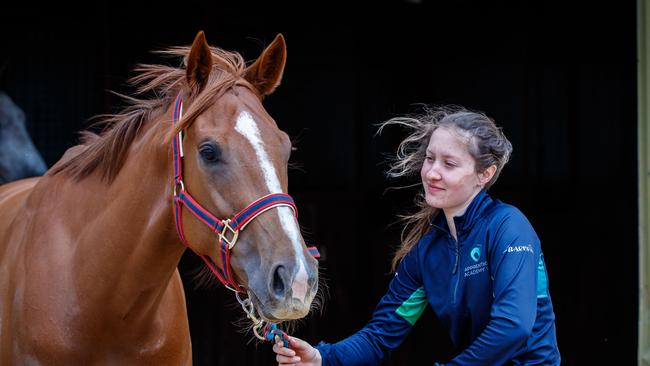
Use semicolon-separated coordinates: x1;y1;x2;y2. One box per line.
504;244;534;254
470;244;482;262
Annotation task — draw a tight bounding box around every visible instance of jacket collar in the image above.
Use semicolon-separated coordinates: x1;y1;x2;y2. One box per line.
431;189;493;236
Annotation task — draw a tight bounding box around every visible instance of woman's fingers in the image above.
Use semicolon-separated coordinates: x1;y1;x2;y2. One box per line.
273;336;296;356
273;335;318;365
274;336;301;365
276;353;302;364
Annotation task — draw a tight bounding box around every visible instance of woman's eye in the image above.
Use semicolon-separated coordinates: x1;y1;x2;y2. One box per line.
199;143;221;163
445;161;456;167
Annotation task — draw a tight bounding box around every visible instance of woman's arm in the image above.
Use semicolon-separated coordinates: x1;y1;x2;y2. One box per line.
274;238;428;366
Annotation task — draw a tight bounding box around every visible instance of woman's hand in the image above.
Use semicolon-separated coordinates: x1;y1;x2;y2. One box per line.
273;335;322;366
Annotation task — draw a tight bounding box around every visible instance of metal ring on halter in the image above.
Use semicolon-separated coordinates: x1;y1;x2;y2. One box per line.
224;283;242;293
173;180;185;197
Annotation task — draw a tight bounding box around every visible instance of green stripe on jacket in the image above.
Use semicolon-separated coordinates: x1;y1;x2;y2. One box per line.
396;287;428;326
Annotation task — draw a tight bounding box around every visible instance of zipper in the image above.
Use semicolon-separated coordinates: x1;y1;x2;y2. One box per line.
451;234;459;274
450;234;460;304
432;223;462;304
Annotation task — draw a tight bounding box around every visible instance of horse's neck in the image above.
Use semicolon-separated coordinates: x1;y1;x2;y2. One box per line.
58;117;183;319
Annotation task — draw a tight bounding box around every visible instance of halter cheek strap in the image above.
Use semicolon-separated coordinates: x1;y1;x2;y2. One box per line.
170;95;320;294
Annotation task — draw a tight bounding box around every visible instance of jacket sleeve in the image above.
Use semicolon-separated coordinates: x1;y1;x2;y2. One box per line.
316;240;427;366
446;209;539;366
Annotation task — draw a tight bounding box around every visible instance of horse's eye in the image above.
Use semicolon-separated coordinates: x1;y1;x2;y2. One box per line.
199;142;221;164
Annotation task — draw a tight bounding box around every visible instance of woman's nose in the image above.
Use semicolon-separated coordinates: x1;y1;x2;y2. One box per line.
424;164;441;180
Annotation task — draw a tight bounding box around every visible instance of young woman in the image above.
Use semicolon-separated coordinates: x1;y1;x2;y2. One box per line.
273;106;561;365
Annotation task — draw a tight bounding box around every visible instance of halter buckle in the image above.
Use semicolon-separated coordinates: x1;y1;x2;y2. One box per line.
219;219;239;249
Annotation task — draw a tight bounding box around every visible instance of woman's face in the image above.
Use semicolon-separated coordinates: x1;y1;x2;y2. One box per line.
420;126;485;216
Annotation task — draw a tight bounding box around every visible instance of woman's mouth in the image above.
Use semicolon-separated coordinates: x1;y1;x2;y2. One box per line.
426;184;444;193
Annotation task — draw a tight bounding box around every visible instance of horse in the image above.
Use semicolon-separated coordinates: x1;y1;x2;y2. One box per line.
0;31;319;365
0;91;47;184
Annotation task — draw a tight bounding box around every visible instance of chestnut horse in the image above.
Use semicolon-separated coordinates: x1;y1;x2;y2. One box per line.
0;31;318;365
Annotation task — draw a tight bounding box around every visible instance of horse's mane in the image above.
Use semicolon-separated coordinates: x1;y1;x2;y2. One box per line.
49;45;247;182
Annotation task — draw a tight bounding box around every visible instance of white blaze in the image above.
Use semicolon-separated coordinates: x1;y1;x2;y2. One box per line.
234;111;307;294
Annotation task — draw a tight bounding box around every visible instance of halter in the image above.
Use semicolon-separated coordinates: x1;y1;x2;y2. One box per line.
170;94;319;341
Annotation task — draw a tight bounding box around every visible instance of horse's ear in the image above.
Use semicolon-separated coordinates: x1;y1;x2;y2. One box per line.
186;31;213;93
244;34;287;97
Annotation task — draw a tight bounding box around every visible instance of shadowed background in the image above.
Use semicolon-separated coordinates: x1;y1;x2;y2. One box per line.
0;1;636;364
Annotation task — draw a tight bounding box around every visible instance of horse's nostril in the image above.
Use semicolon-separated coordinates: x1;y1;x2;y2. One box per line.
272;265;287;297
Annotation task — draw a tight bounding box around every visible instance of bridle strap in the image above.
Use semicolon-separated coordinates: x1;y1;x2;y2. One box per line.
170;94;319;294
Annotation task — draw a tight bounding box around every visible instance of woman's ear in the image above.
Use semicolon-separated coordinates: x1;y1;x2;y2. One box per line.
478;165;497;186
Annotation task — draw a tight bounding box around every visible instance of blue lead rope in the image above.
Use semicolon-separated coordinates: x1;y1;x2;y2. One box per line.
265;323;289;347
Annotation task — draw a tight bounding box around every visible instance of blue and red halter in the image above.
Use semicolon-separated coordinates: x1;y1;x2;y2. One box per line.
170;93;319;299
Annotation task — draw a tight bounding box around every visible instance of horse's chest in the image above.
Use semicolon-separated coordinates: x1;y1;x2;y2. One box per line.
12;318;190;365
9;275;190;365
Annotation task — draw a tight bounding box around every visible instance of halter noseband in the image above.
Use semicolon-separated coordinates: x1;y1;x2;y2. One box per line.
170;95;319;294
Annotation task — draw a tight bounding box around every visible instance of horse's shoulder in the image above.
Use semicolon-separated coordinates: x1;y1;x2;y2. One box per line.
0;177;39;203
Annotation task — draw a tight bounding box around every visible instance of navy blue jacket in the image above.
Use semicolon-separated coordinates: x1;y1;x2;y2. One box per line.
316;190;560;365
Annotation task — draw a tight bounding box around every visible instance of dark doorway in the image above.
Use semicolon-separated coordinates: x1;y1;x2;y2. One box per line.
1;1;636;364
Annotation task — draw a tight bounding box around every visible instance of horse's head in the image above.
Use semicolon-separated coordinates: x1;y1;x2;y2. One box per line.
0;92;47;184
175;32;317;321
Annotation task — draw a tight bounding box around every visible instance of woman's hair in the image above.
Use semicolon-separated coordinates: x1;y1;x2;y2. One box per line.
378;105;513;271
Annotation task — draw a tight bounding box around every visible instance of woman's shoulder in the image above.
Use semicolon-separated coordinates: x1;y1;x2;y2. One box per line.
416;228;438;247
482;199;535;233
409;228;442;255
